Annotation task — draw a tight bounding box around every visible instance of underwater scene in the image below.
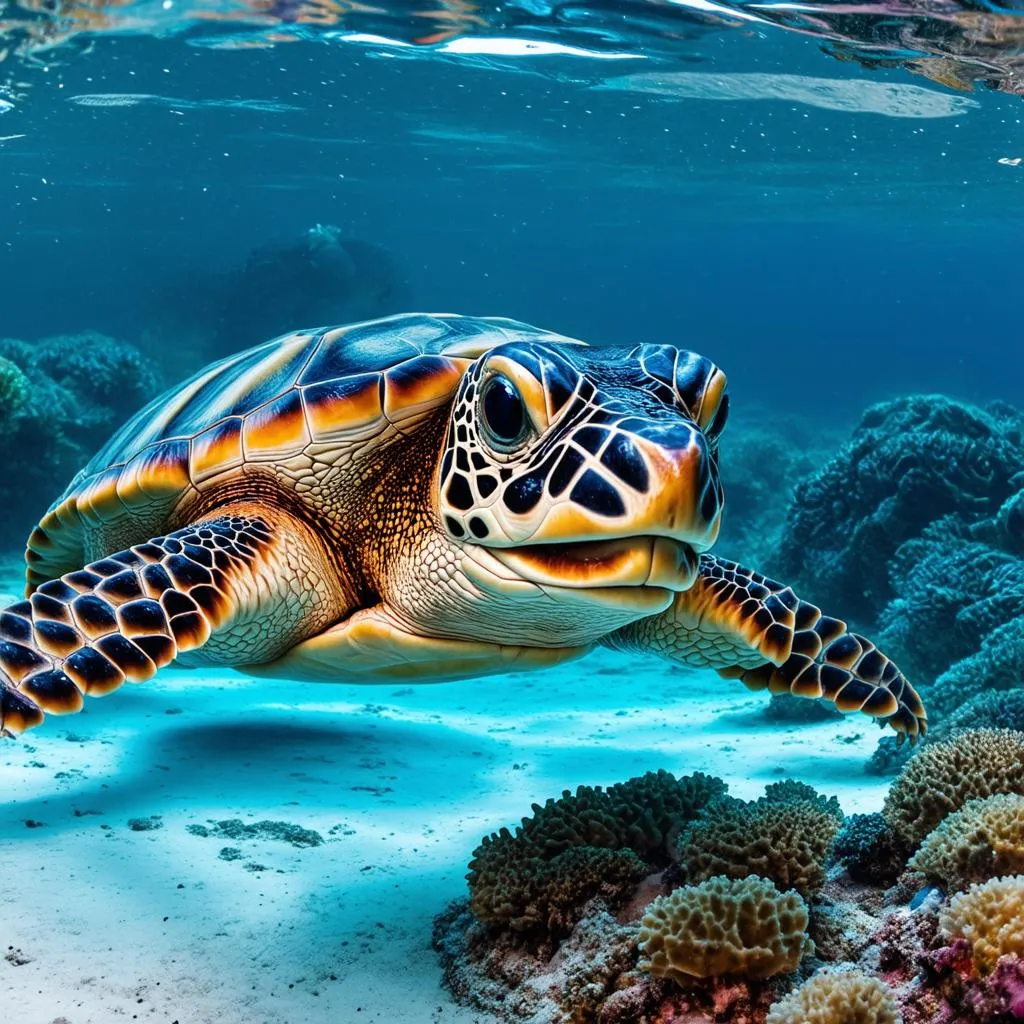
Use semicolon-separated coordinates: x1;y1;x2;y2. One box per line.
2;1;1024;1022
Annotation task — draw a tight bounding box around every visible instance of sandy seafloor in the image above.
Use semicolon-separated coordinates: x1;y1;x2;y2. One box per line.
0;577;894;1024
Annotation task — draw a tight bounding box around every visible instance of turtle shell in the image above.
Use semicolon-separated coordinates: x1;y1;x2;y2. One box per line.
25;313;584;594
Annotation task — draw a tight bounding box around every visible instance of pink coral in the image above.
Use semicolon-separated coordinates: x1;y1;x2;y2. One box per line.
970;956;1024;1018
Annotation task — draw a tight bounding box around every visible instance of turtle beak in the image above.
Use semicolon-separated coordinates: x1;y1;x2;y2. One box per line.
478;415;722;596
627;419;723;553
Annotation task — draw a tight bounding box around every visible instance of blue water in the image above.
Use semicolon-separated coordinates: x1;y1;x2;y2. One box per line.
3;15;1024;418
2;3;1024;1022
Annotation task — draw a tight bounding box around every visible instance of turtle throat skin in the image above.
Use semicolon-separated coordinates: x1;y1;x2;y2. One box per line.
366;342;730;650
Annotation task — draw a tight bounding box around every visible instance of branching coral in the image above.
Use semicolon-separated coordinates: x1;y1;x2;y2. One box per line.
675;781;843;898
468;770;725;935
911;794;1024;891
766;969;899;1024
638;875;811;981
940;875;1024;974
883;729;1024;848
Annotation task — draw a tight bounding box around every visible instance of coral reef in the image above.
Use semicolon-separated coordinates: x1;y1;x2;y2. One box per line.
766;969;899;1024
676;783;843;898
716;407;842;570
930;688;1024;746
883;729;1024;848
924;617;1024;723
940;875;1024;974
468;769;725;936
0;332;162;540
831;812;909;886
774;394;1024;626
639;875;811;982
764;392;1024;770
911;794;1024;892
436;754;1024;1023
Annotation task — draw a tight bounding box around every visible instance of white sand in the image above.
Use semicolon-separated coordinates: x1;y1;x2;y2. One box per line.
1;601;893;1024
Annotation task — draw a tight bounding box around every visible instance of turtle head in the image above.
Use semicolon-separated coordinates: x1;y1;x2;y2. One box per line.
436;341;727;616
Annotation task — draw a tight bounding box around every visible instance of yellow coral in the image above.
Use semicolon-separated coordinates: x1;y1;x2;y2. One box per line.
883;729;1024;847
940;874;1024;974
767;969;899;1024
911;794;1024;891
638;874;811;982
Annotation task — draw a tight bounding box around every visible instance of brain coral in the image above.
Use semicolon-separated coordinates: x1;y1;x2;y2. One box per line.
676;781;843;898
883;729;1024;848
911;794;1024;892
468;770;725;935
940;875;1024;974
638;874;811;981
766;969;899;1024
774;394;1024;625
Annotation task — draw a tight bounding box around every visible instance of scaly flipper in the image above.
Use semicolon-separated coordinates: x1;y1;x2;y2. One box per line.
604;553;927;743
0;504;347;737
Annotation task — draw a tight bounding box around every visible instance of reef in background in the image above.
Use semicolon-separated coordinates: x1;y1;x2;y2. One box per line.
141;224;412;380
762;393;1024;772
714;405;844;573
0;332;162;545
434;729;1024;1023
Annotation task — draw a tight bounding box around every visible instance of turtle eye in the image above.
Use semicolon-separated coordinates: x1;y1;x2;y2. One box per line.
480;375;528;452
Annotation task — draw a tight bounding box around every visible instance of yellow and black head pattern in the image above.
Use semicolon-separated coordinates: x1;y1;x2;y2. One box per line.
437;341;728;561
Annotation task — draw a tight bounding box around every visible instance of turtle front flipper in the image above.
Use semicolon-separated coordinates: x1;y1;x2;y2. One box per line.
1;504;348;737
603;553;927;743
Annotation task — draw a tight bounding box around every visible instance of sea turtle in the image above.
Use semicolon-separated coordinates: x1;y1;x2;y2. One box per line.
0;313;926;742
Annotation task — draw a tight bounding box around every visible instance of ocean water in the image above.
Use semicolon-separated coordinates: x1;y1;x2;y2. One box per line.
2;3;1024;1023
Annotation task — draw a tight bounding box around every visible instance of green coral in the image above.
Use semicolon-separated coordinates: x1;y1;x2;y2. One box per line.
676;781;843;898
468;769;725;936
0;356;29;422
